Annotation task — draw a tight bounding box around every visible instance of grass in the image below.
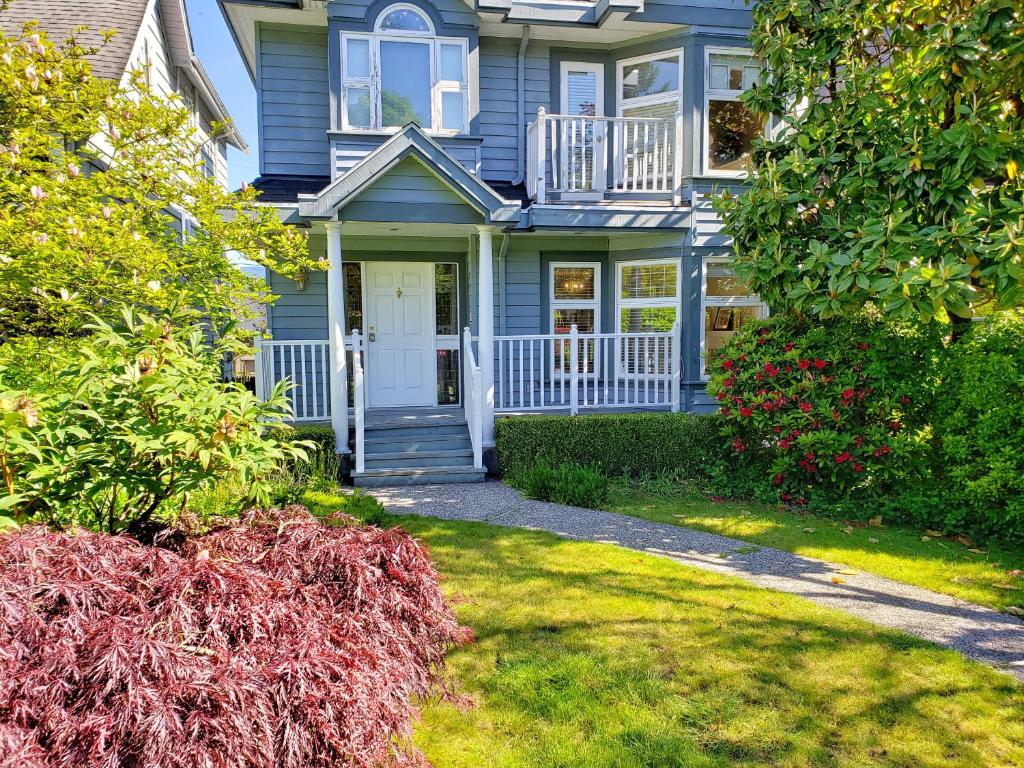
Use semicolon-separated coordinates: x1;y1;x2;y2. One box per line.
305;490;1024;768
606;483;1024;613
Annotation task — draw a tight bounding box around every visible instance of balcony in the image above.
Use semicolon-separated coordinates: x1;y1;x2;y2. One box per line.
526;109;683;206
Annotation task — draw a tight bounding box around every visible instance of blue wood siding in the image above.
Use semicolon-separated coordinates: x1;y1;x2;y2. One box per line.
478;40;551;182
258;24;331;176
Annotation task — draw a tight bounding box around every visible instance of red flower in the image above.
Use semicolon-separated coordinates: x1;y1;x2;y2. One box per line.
780;492;793;503
796;497;808;506
721;359;734;370
723;376;737;388
757;337;768;345
720;406;731;416
853;463;864;473
873;444;892;457
805;452;815;461
715;391;726;401
887;420;903;432
773;472;785;486
835;451;852;464
832;409;841;421
798;359;811;370
900;395;911;405
813;359;827;370
841;388;855;400
799;401;812;413
759;326;771;336
764;363;779;377
785;365;793;373
732;437;747;453
739;406;753;418
855;341;869;350
773;425;783;434
783;342;795;352
854;435;863;447
755;373;764;381
740;354;748;362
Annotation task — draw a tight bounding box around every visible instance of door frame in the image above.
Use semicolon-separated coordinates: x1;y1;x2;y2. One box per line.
559;60;606;197
364;260;438;409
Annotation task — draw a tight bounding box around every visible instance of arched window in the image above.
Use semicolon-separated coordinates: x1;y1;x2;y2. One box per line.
341;3;468;133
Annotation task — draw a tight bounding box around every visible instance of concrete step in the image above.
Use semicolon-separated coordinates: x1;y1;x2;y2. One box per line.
364;434;473;453
364;448;474;469
353;465;486;487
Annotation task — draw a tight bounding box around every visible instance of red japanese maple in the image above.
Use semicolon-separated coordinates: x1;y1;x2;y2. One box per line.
0;506;471;768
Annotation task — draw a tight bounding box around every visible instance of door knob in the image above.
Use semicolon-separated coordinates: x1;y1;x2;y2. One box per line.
368;326;376;342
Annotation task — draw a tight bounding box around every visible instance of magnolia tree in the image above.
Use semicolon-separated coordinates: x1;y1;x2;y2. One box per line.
0;15;317;339
717;0;1024;325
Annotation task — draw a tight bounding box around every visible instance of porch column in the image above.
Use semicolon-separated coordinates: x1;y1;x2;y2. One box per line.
477;225;496;446
325;220;349;454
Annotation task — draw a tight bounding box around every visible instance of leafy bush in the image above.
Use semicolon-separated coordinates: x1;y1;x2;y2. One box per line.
0;505;471;768
495;413;722;480
937;313;1024;541
0;309;306;533
272;424;342;492
508;460;609;508
707;313;944;508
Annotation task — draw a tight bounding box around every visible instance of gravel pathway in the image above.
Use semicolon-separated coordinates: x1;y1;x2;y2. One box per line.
367;481;1024;682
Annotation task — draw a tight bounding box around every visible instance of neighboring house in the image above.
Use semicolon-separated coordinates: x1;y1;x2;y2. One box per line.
0;0;246;206
220;0;768;485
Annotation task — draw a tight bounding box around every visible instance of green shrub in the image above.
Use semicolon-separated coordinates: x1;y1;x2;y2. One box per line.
707;312;944;509
937;313;1024;541
0;308;307;533
508;460;609;508
495;412;722;480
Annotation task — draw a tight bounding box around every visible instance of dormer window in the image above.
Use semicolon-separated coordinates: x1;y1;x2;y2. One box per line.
340;3;469;134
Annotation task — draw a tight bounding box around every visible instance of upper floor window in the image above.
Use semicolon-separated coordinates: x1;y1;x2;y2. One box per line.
704;48;764;176
617;51;683;121
341;3;468;134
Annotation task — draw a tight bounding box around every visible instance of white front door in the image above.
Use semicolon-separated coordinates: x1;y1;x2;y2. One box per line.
366;262;436;408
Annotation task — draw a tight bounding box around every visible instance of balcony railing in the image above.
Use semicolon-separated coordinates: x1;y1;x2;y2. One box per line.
526;108;683;205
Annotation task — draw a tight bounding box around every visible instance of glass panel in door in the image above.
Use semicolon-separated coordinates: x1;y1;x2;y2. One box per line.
561;65;605;192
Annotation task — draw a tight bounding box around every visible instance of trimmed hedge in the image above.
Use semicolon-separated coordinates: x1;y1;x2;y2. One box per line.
495;412;723;480
272;424;337;457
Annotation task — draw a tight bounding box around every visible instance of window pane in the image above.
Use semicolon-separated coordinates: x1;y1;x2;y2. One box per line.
705;306;761;365
380;40;431;128
346;38;370;78
435;263;457;335
553;308;594;334
379;8;430;31
345;86;372;128
440;43;464;82
343;262;363;334
436;349;460;405
708;53;760;92
553;267;596;301
707;99;761;172
706;263;752;297
622;101;679;121
620;263;677;299
621;56;679;101
441;91;464;132
620;306;676;333
565;70;598;117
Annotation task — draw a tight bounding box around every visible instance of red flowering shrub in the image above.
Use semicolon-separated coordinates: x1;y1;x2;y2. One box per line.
708;313;942;506
0;506;471;768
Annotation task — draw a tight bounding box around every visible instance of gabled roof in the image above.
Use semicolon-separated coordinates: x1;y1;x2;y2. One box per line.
0;0;245;150
298;124;521;225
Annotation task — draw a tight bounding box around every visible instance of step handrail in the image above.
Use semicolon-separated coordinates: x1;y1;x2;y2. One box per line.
463;327;484;470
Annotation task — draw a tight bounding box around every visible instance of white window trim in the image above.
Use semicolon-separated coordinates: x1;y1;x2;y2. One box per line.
340;6;469;135
549;261;601;379
614;257;682;380
615;49;684;117
700;256;769;379
702;45;764;178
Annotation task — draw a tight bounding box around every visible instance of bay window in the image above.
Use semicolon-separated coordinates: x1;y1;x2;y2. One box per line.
704;48;763;176
702;259;768;376
617;51;683;121
341;4;468;134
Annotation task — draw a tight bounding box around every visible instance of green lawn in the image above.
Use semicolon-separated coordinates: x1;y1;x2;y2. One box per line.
606;485;1024;613
305;490;1024;768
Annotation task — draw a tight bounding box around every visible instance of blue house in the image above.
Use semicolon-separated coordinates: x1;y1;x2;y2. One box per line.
219;0;767;485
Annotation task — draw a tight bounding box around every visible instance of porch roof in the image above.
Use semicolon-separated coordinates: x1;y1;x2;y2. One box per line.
297;124;522;226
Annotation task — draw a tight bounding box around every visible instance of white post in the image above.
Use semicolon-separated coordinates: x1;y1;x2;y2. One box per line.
477;226;496;446
535;107;547;205
253;336;266;401
672;110;684;207
569;323;579;416
671;320;682;412
325;220;349;454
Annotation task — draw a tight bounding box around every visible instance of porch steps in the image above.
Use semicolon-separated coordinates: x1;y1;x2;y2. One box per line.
353;415;485;487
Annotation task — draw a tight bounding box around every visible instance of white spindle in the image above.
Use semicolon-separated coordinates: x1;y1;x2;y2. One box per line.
351;331;365;474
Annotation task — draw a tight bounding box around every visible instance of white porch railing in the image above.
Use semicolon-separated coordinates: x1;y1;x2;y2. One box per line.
462;327;484;469
253;338;333;421
350;330;365;474
494;324;681;414
527;108;684;205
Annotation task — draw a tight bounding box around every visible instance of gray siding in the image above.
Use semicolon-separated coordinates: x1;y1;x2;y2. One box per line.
258;24;331;176
478;39;551;182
